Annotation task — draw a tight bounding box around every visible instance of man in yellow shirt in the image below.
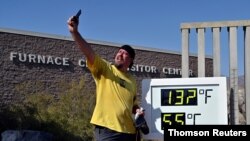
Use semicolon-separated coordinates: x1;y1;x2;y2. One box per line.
67;13;144;141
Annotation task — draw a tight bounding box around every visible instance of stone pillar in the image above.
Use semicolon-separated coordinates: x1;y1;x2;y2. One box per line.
181;28;190;78
212;27;221;77
197;28;205;77
244;26;250;124
228;26;239;124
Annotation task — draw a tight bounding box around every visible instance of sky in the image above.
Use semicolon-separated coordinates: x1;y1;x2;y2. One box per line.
1;0;250;76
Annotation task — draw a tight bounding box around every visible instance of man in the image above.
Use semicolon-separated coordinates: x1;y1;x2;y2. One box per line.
67;14;144;141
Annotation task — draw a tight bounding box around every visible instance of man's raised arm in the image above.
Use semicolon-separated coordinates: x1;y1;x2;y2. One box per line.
67;15;95;65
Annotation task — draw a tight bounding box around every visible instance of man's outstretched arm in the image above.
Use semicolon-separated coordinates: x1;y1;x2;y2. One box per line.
67;15;95;65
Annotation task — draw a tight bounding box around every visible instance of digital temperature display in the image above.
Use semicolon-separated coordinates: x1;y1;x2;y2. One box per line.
161;112;186;129
161;88;197;106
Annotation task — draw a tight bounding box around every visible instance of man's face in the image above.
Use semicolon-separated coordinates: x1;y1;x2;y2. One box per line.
114;49;133;69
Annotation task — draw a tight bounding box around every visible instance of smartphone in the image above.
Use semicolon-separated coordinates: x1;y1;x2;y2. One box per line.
75;9;81;18
73;9;81;23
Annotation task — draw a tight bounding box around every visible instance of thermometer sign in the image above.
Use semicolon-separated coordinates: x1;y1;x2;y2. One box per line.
141;77;227;140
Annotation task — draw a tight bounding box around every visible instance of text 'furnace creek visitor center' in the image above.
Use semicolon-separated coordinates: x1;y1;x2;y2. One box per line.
0;27;213;107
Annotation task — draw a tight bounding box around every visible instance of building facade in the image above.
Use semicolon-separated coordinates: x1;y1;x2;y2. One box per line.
0;28;213;107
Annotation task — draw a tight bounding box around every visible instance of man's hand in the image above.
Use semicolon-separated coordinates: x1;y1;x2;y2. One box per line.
68;10;81;33
135;107;145;118
67;16;79;33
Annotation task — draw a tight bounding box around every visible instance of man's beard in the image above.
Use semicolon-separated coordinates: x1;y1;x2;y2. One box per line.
114;63;123;69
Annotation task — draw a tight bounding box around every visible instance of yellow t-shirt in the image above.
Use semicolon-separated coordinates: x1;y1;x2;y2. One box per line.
87;54;138;134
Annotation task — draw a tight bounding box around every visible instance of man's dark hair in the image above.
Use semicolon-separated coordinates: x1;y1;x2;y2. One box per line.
120;45;135;59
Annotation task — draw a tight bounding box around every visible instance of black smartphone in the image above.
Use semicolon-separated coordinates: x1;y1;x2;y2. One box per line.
73;9;81;23
75;9;81;18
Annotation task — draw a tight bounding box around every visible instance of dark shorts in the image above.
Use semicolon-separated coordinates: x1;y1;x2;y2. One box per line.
94;125;136;141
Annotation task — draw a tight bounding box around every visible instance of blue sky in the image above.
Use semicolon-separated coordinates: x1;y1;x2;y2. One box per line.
1;0;249;76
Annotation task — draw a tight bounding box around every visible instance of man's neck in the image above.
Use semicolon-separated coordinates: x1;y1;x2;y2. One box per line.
114;64;128;72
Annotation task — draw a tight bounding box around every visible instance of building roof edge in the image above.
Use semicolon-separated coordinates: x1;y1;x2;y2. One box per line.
0;27;212;58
